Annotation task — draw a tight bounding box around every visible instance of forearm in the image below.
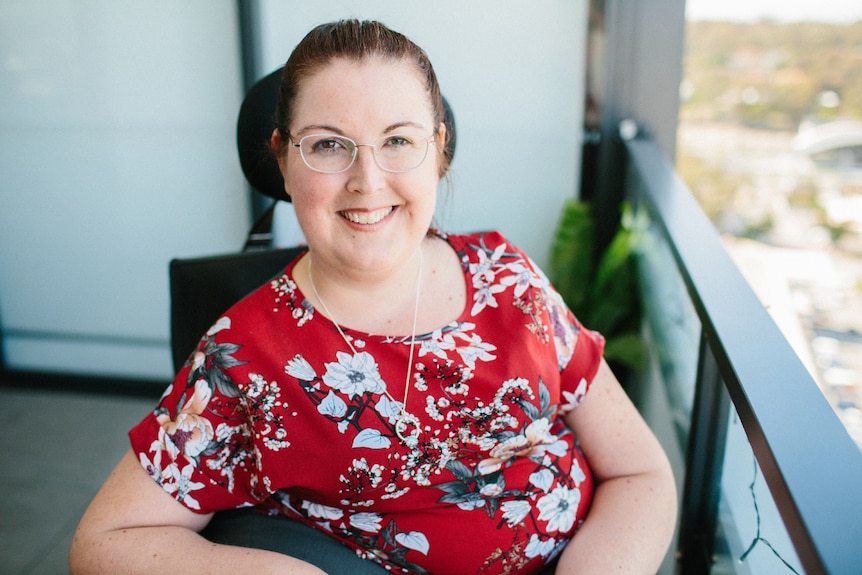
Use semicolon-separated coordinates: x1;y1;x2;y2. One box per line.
69;524;328;575
554;470;677;574
70;450;329;575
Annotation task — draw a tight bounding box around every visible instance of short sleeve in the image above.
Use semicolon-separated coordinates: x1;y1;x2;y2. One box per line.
535;261;606;412
129;319;265;514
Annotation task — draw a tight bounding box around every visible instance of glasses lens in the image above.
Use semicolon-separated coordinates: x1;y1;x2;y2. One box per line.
297;133;432;173
375;134;429;172
299;135;355;173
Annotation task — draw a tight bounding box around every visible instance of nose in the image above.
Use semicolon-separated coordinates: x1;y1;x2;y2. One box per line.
346;144;385;193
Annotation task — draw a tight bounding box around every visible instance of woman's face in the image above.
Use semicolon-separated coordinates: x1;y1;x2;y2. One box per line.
280;57;444;277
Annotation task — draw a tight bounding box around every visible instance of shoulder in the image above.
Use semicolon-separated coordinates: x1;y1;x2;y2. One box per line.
203;254;312;345
436;230;528;265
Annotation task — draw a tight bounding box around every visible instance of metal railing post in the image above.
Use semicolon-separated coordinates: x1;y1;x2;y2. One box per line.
676;330;731;573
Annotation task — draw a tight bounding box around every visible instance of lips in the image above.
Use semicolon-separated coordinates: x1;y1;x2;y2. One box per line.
340;206;394;225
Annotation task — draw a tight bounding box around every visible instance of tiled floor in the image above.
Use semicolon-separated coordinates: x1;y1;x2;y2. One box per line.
0;386;158;574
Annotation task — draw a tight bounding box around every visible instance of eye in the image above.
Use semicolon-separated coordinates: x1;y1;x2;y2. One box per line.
382;135;414;149
309;136;351;154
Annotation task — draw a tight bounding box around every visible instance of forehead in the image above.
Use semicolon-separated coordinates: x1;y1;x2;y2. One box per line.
292;58;434;133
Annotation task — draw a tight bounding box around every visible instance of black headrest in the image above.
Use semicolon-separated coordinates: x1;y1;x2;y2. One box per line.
236;67;456;202
237;69;286;201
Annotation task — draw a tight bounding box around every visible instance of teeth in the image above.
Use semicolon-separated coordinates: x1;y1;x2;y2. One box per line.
342;207;393;225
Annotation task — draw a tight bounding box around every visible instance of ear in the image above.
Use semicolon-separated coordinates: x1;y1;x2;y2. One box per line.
271;129;287;175
271;129;292;199
436;122;450;177
437;122;447;143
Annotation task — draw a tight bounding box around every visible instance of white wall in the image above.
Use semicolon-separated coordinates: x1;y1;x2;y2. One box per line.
0;1;586;382
260;1;588;268
0;1;250;381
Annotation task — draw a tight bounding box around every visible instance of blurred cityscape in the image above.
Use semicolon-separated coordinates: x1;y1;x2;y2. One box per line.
677;20;862;448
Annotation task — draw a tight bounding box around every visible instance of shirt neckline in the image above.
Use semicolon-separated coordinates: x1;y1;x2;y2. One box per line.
285;230;474;341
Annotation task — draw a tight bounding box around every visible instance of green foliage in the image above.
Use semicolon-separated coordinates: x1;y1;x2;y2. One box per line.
682;20;862;128
549;199;594;315
550;199;646;372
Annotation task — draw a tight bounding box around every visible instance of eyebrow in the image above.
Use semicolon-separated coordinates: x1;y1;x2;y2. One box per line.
294;121;428;138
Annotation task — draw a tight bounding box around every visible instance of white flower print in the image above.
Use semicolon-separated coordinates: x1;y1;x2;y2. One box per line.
537;485;581;533
206;421;258;490
395;531;430;555
457;499;485;511
349;512;383;533
302;500;344;521
525;533;557;559
322;351;386;398
318;390;348;418
206;316;232;336
501;499;532;527
155;379;214;459
529;468;554;492
500;261;542;297
469;243;507;285
352;428;392;449
139;451;162;483
560;377;589;414
163;462;206;511
375;393;403;423
247;373;282;411
418;328;458;359
285;354;316;380
480;482;504;497
478;418;557;475
471;282;506;316
456;333;497;368
571;460;587;486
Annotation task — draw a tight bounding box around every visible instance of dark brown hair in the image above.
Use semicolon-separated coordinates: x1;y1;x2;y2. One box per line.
273;20;450;176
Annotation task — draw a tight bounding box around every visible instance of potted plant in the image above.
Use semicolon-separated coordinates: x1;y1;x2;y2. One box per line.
549;199;646;374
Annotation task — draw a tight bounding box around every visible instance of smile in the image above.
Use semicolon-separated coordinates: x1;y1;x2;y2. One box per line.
340;207;394;225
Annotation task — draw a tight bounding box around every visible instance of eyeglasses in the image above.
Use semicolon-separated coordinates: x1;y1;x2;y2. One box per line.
289;132;435;174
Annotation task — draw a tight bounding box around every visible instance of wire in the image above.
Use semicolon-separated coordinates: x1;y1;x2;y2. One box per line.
738;455;801;574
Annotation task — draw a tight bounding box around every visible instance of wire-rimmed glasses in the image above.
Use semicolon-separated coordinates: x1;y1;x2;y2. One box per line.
290;132;436;174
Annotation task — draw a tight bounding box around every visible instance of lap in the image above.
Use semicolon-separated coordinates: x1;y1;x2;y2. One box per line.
203;508;559;574
202;508;388;574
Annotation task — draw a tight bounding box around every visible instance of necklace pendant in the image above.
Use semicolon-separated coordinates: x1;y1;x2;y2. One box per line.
394;413;420;448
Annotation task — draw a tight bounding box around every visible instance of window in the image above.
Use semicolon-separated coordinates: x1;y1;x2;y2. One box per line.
679;1;862;449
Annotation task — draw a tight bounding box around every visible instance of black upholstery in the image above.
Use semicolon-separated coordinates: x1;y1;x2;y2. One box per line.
237;68;286;202
169;247;305;372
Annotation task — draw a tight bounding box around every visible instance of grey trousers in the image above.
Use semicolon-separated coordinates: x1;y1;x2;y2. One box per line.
202;509;388;574
202;509;559;574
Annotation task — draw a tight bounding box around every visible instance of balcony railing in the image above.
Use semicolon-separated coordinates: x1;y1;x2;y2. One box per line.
620;131;862;574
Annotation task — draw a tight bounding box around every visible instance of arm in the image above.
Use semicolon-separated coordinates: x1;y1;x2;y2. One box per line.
555;360;677;574
69;449;328;575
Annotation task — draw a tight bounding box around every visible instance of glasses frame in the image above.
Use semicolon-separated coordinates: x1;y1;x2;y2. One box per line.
289;132;436;174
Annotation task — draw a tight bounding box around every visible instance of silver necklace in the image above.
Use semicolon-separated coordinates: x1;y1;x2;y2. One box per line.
307;249;423;447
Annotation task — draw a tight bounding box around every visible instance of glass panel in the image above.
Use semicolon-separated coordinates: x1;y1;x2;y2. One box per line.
679;3;862;448
633;202;702;447
712;406;804;574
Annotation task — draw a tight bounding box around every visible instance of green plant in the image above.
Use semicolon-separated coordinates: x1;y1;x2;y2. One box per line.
549;199;646;372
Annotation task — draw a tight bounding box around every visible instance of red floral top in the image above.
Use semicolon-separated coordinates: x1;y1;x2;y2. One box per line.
130;231;605;574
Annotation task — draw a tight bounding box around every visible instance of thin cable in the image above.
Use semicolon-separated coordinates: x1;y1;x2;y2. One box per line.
739;455;801;574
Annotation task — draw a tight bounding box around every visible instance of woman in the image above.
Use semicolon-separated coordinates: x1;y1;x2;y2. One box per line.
70;20;676;574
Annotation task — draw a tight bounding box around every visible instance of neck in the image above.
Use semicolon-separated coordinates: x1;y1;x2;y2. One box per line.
304;242;424;336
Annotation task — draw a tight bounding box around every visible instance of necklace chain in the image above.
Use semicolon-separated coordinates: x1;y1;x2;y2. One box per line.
307;248;423;446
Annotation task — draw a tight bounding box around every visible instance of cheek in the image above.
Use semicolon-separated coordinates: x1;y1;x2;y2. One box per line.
402;173;439;214
285;165;329;201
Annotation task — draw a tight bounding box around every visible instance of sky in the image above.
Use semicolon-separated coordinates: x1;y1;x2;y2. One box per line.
686;0;862;23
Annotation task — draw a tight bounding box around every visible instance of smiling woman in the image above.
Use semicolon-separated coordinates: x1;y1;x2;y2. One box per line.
70;19;676;575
